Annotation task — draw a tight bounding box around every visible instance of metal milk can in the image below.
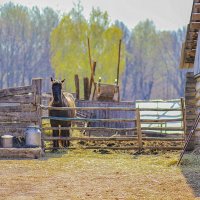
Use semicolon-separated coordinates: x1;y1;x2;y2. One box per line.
25;126;41;147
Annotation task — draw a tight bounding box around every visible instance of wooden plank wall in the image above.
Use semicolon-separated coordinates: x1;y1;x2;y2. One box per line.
0;78;42;137
76;100;135;129
185;72;196;150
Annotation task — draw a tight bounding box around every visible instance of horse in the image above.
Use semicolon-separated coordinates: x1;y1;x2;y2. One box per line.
49;77;76;149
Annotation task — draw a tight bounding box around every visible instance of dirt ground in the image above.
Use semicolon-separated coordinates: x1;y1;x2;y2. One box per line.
0;150;199;200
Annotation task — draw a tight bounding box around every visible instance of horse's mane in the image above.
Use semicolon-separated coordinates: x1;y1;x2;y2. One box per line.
62;92;76;117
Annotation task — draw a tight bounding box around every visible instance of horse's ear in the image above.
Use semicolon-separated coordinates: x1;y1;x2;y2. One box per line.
51;77;53;82
61;79;65;83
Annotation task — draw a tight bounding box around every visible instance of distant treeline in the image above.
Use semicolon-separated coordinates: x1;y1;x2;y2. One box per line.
0;2;187;100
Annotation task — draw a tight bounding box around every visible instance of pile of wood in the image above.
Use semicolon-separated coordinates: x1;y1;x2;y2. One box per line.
0;78;42;137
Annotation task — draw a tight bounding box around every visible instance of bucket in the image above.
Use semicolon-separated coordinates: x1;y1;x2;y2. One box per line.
1;135;13;148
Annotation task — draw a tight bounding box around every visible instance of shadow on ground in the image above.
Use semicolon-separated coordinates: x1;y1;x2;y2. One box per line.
181;153;200;198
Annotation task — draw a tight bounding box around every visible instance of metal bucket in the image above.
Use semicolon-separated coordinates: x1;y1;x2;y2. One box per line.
25;126;41;147
1;135;13;148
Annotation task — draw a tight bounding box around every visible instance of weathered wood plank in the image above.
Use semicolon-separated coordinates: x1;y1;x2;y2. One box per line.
0;94;34;104
185;43;197;50
185;82;196;88
186;72;195;77
185;49;196;57
194;2;200;9
0;148;43;159
41;105;182;112
185;114;197;120
43;127;136;131
192;13;200;21
74;74;80;100
0;104;36;112
136;108;142;151
0;130;25;137
141;118;183;123
0;85;33;98
0;122;33;127
0;111;38;122
141;127;184;131
45;146;183;151
41;105;136;111
42;116;135;122
43;136;183;142
190;22;200;30
187;31;198;40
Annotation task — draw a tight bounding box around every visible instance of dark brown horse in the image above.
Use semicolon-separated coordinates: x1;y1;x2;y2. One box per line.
49;78;76;149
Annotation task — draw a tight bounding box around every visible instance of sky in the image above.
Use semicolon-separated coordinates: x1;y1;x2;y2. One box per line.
0;0;193;31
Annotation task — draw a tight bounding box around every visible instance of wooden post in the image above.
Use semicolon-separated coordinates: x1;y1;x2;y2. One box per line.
83;77;90;100
180;97;186;139
32;78;42;105
116;39;122;86
74;74;80;100
89;61;96;97
87;37;92;69
136;108;143;152
32;78;43;147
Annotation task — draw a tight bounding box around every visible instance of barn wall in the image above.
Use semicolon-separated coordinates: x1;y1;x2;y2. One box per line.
185;72;197;150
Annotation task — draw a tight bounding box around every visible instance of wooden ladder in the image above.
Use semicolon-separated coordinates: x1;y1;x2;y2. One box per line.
177;112;200;165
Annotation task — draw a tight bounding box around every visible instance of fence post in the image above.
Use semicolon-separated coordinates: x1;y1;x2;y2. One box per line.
83;77;90;100
32;78;43;149
136;108;143;152
74;74;80;100
32;78;42;125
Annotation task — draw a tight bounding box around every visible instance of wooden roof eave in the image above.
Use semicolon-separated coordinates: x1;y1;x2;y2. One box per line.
180;0;200;69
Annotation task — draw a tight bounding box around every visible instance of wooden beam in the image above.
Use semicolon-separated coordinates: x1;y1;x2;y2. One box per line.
194;3;200;9
0;111;38;122
0;85;33;98
0;104;36;112
74;74;80;100
136;108;143;152
0;94;34;104
185;49;196;57
40;105;181;112
190;22;200;30
43;136;184;142
185;42;197;49
187;31;198;40
192;13;200;21
83;77;90;100
43;127;136;131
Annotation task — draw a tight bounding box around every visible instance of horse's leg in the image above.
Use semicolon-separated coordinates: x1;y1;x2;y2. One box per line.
50;120;59;150
61;123;70;147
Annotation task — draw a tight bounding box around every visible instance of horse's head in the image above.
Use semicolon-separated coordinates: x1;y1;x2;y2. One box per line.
51;77;65;105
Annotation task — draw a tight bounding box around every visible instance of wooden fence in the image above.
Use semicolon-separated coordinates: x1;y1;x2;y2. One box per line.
40;103;186;151
0;78;42;137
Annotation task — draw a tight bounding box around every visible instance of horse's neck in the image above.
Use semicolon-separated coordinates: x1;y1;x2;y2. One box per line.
51;92;66;107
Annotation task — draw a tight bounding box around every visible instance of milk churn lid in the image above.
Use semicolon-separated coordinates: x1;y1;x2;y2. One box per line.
1;135;13;139
26;125;40;129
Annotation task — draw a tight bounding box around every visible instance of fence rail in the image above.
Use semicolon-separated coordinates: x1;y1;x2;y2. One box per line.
40;102;185;151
